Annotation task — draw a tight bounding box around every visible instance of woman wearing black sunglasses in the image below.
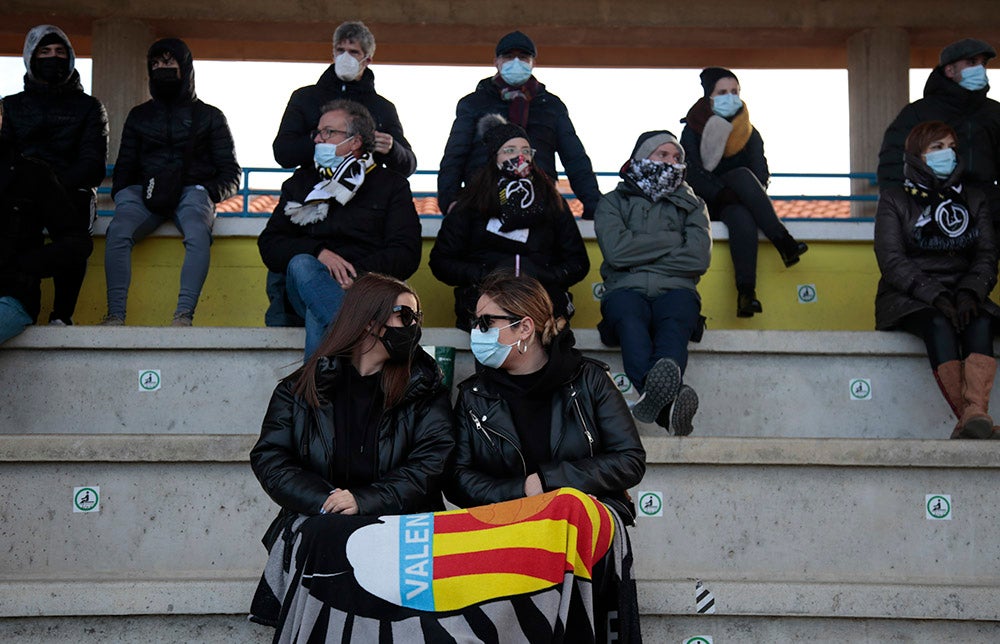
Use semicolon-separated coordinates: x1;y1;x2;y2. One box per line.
249;272;454;627
447;272;645;520
429;114;589;330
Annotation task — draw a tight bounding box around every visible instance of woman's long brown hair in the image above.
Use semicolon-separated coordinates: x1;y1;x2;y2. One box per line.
456;148;567;219
288;273;420;409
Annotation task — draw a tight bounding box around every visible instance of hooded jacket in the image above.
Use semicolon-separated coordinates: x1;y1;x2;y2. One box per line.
0;25;109;192
878;67;1000;207
272;66;416;176
111;38;240;204
251;349;455;549
437;76;601;217
0;142;93;321
874;156;1000;329
446;329;646;522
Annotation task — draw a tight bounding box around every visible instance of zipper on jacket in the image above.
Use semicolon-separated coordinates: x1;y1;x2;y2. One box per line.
570;386;595;457
468;406;527;475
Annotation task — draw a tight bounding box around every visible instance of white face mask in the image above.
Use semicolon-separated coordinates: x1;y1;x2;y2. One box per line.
334;51;361;81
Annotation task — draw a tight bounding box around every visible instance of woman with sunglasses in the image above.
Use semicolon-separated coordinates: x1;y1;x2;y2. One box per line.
429;114;589;330
249;273;454;625
447;272;645;521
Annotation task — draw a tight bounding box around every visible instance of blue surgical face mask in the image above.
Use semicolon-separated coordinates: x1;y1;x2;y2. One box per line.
924;147;958;179
958;64;989;91
313;137;352;169
711;93;743;118
499;58;532;87
469;326;516;368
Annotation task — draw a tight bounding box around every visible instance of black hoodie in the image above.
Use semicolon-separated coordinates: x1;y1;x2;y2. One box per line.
111;38;241;203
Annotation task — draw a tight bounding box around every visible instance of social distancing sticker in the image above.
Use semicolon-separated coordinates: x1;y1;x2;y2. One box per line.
637;491;663;517
138;369;161;392
926;494;952;520
74;486;100;513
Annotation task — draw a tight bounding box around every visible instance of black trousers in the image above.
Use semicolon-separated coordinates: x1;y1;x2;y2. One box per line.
899;309;994;369
49;189;95;323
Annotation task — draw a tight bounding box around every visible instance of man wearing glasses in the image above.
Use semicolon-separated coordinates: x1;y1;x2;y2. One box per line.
438;30;601;219
258;100;421;360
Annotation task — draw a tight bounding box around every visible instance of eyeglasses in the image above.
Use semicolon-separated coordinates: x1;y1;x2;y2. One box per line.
392;305;423;327
470;313;523;333
499;147;536;158
311;128;350;142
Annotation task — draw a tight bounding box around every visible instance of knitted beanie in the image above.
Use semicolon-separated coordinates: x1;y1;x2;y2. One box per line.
700;67;739;96
478;114;530;159
630;130;685;163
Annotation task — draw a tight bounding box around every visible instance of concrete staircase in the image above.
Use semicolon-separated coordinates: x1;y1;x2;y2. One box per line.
1;327;998;642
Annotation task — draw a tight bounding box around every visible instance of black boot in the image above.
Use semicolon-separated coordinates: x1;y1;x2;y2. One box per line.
776;233;808;267
737;288;762;318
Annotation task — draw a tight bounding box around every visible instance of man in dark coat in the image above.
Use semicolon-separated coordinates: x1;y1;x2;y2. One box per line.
1;24;108;325
879;38;1000;224
102;38;240;327
437;30;601;219
268;20;416;327
258;100;421;360
0;99;92;344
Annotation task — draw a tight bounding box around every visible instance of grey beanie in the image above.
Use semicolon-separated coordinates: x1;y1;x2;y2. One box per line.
630;130;685;163
939;38;996;66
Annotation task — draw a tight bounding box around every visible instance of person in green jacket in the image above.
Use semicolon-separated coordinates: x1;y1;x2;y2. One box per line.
595;130;712;435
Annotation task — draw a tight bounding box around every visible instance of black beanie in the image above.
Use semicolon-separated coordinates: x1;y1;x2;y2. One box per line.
495;31;536;58
700;67;739;96
478;114;530;159
36;32;67;52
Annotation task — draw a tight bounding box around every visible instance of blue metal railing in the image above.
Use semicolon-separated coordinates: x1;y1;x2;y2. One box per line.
98;166;879;218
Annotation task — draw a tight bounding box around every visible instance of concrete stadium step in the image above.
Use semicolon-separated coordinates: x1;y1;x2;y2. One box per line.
2;327;995;439
1;434;997;641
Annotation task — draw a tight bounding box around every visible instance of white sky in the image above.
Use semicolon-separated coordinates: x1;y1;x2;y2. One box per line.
2;57;996;198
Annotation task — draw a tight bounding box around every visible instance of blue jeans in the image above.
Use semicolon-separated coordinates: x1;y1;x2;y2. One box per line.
284;254;347;360
104;185;215;318
600;288;701;393
0;296;32;345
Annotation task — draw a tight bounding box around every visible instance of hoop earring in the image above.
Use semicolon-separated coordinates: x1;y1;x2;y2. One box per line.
517;338;528;354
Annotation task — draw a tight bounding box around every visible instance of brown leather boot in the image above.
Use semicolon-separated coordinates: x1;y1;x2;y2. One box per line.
933;360;963;439
958;353;996;439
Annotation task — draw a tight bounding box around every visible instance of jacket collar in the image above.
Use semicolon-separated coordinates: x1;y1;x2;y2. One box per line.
314;348;444;408
317;65;377;95
923;66;989;110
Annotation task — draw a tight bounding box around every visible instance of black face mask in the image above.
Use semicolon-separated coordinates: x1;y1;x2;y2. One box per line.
379;324;422;363
149;67;183;101
32;57;70;85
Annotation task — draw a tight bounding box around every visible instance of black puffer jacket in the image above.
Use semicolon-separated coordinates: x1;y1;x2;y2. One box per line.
0;143;93;321
878;67;1000;208
251;350;455;549
111;39;240;204
428;197;589;329
446;330;646;522
272;66;416;176
2;78;108;192
874;159;1000;330
257;164;421;279
437;76;601;217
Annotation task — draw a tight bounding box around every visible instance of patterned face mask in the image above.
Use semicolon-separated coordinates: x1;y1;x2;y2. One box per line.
626;158;687;201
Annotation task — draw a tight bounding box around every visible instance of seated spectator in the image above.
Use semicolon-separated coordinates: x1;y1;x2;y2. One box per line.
102;38;240;327
594;131;711;434
1;24;107;325
258;100;421;359
438;30;601;219
875;121;1000;439
249;273;453;631
681;67;807;318
429;115;589;330
267;20;417;327
0;99;92;344
445;273;646;639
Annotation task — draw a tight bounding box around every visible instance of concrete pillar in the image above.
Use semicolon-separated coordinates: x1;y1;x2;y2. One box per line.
91;19;153;163
847;28;909;217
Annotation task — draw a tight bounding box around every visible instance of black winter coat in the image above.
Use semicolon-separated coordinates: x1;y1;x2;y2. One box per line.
680;120;769;212
437;76;601;217
446;332;646;522
1;71;108;192
257;164;421;280
0;144;93;321
251;350;455;549
428;199;589;329
272;67;416;176
878;67;1000;210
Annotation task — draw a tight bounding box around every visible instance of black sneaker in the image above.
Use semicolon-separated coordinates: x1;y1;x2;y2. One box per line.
667;385;699;436
632;358;682;424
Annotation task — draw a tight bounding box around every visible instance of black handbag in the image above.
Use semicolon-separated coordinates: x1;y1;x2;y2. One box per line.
141;104;201;214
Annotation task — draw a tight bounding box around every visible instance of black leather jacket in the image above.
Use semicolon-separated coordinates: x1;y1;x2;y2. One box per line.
251;350;455;549
446;332;646;522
